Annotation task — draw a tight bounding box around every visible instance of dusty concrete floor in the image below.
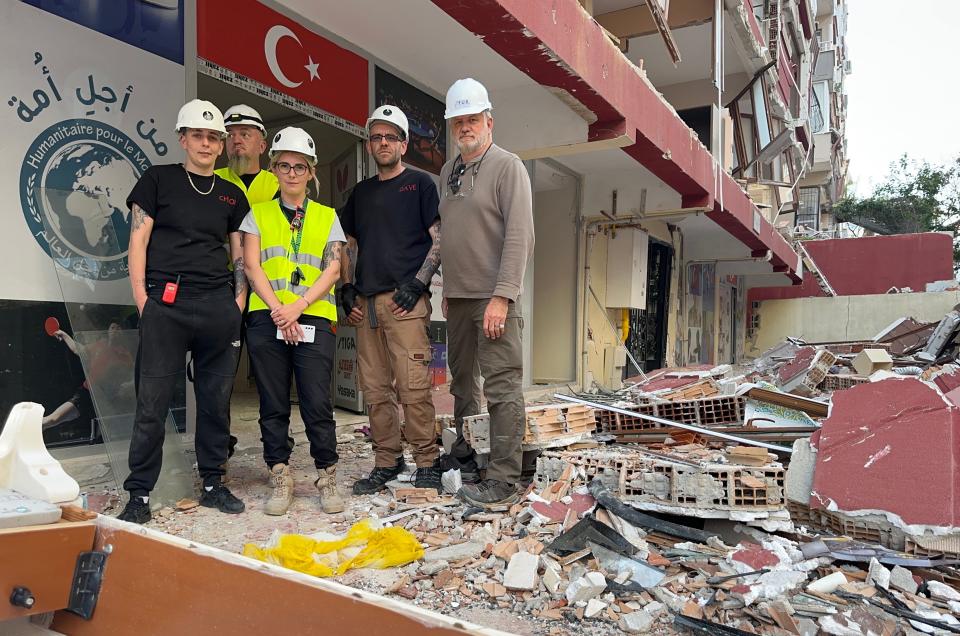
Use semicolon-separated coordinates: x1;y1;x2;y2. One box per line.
58;387;625;636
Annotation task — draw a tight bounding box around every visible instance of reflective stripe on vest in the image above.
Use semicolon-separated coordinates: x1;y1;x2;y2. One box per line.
214;168;279;206
248;199;338;321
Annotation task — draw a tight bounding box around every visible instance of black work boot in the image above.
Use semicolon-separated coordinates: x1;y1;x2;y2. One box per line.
433;453;481;484
414;466;443;491
117;497;151;524
352;456;405;495
458;479;519;508
199;483;245;514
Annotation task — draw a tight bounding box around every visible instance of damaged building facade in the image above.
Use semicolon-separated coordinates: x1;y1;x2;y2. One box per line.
1;0;852;451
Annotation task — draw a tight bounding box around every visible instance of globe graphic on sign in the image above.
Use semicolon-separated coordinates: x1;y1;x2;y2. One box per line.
41;142;138;258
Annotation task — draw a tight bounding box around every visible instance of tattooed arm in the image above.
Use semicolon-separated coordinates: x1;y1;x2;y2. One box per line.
128;203;154;315
414;220;441;286
229;231;247;311
340;235;358;284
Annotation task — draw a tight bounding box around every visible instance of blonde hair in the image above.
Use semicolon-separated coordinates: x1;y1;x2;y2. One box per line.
270;152;320;198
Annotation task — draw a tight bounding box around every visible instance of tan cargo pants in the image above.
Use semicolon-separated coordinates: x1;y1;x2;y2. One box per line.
446;297;526;483
356;292;438;468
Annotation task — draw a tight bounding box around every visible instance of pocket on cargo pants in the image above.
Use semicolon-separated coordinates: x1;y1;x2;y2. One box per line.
406;348;432;391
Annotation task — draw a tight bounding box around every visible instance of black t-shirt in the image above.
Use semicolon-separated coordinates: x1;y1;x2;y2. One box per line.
338;169;439;295
127;164;249;290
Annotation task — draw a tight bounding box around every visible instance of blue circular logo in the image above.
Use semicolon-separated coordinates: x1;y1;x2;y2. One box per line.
19;119;149;281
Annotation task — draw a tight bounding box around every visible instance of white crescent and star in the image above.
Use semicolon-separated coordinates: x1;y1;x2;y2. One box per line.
264;24;320;89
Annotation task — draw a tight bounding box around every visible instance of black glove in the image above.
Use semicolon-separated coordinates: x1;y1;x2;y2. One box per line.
392;279;427;312
338;283;359;319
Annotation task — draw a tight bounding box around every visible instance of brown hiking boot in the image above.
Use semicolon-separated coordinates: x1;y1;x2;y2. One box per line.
315;465;345;514
264;463;294;516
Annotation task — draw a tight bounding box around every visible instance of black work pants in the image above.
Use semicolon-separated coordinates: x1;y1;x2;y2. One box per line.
124;287;242;496
245;310;338;470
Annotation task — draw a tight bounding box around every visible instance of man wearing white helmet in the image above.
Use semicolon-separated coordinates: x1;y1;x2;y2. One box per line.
437;78;535;508
216;104;279;206
241;127;347;515
117;99;250;524
215;104;280;460
339;105;443;495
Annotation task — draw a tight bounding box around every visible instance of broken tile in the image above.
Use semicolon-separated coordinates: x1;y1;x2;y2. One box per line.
565;571;607;604
889;565;918;595
422;541;484;563
481;581;507;598
584;598;606;618
503;551;538;591
866;558;890;590
620;610;655;634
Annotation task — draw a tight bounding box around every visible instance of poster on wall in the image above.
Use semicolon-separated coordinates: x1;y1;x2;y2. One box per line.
700;263;716;365
375;67;446;175
1;1;183;304
0;1;184;444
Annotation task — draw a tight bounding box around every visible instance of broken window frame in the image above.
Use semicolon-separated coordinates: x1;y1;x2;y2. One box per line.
728;63;780;180
796;186;820;229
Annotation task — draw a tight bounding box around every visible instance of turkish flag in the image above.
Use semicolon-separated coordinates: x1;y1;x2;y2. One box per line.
198;0;368;127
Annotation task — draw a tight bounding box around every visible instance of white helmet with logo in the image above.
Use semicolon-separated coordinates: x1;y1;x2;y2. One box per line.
366;105;409;140
175;99;226;136
223;104;267;135
270;126;317;164
444;78;492;120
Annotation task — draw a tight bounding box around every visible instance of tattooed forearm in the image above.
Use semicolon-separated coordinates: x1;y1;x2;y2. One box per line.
233;257;247;297
341;236;357;283
414;220;441;286
132;277;147;294
131;203;146;231
321;241;342;270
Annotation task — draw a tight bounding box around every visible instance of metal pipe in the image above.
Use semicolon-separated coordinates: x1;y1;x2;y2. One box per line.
553;393;793;453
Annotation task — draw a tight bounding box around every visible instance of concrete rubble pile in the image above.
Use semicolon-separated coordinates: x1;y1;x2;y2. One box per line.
351;430;960;635
140;307;960;634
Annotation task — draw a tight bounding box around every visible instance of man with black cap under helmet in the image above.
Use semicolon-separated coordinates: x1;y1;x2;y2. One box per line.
339;105;443;495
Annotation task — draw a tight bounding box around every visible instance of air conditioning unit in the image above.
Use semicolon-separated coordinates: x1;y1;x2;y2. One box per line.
843;60;852;74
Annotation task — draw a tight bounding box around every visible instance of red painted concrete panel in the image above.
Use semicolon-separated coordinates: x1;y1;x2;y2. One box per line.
810;378;960;527
777;346;815;383
750;233;955;304
431;0;801;281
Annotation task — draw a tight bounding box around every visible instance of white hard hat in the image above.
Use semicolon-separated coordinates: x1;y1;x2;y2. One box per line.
175;99;226;135
223;104;266;135
366;105;409;140
444;78;492;119
270;126;317;163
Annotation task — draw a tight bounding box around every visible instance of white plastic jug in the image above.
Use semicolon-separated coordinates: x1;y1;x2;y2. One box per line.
0;402;80;503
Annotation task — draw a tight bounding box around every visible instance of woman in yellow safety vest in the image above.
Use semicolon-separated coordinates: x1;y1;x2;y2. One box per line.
241;126;346;516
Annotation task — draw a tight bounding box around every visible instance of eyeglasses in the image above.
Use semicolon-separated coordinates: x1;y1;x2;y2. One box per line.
276;162;309;176
369;133;402;144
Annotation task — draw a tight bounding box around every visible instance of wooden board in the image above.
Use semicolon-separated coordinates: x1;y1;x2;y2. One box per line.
52;520;496;635
0;521;95;620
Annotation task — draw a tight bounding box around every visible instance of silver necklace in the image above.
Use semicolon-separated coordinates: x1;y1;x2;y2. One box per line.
184;166;216;195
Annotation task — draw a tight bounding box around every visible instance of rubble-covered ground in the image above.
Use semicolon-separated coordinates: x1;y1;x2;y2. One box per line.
67;318;960;635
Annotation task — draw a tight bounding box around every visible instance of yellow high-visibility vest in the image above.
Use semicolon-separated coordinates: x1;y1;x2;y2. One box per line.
247;199;338;322
215;167;279;205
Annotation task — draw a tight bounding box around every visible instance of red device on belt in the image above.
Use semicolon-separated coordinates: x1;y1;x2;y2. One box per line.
162;275;181;304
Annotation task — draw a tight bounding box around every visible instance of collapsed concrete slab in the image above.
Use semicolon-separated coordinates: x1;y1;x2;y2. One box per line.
810;377;960;528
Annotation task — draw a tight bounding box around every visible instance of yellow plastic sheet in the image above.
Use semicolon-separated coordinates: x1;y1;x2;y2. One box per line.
242;518;424;577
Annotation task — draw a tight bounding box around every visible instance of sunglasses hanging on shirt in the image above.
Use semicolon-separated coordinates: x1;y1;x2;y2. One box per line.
446;144;493;198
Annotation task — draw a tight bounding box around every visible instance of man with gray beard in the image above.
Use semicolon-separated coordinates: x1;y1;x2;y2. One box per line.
216;104;279;205
215;104;279;457
435;78;535;508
